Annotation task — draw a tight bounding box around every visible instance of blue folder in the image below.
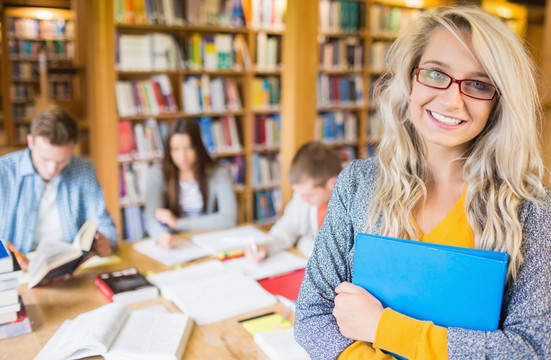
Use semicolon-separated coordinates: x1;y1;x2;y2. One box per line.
352;233;509;331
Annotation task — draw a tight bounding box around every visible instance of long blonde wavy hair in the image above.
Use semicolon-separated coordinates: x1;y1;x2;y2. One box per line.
367;6;547;282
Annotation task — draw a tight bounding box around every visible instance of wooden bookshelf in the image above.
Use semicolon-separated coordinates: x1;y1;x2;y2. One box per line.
84;0;289;240
0;4;85;147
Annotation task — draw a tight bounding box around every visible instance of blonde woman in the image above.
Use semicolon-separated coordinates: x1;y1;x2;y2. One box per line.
295;6;551;360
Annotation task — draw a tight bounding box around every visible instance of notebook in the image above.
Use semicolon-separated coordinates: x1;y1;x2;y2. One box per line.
254;327;310;360
353;233;509;331
190;225;268;255
222;251;307;280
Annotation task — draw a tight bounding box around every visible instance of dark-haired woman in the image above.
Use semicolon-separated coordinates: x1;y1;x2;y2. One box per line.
145;118;237;249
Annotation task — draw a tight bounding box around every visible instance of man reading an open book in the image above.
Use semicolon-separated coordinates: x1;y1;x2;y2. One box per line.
0;106;118;268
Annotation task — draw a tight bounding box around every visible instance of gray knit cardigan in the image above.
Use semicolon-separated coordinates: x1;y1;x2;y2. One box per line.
295;157;551;360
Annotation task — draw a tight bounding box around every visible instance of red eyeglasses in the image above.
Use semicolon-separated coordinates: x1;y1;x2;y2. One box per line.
413;67;499;101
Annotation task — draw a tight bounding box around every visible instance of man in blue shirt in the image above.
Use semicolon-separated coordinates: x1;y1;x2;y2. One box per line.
0;106;118;264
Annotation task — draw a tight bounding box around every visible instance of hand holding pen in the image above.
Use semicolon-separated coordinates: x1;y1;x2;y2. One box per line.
244;235;268;263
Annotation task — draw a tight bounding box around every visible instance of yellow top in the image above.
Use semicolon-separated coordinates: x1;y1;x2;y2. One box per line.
338;189;474;360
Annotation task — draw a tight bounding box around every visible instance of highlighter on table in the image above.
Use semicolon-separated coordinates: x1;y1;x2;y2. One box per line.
217;248;245;260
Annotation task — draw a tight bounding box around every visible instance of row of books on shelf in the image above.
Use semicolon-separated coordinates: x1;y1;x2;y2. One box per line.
115;75;178;117
315;111;358;144
369;4;422;36
248;0;285;31
117;32;184;71
182;75;242;114
256;32;281;70
116;30;279;72
219;155;246;186
11;61;38;80
11;103;35;121
252;153;280;188
8;39;42;59
48;81;75;101
252;76;280;110
44;40;75;59
115;0;246;27
317;74;364;107
120;162;149;205
118;118;166;161
0;243;31;340
115;0;181;26
8;39;74;60
187;32;251;71
117;0;286;31
319;0;366;33
122;205;147;242
319;36;363;71
254;189;282;224
254;114;280;150
197;116;242;154
6;17;74;39
10;83;35;102
370;41;392;73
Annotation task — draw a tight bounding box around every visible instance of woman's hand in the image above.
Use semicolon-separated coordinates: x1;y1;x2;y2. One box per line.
155;208;178;229
333;281;384;343
157;232;177;249
244;244;268;263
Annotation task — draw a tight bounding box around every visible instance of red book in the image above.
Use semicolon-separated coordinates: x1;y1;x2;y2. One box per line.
118;120;136;155
255;115;266;147
151;80;166;113
220;117;233;150
257;268;305;302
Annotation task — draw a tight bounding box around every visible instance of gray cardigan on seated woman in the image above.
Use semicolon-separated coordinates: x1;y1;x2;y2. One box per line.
145;163;238;241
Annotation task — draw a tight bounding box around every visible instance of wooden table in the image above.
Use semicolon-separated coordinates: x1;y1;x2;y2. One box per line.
1;240;293;359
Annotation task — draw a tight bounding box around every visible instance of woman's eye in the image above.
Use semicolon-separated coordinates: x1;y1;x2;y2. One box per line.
467;81;491;92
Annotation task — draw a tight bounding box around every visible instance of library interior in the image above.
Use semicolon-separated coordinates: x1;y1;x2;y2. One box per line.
0;0;550;359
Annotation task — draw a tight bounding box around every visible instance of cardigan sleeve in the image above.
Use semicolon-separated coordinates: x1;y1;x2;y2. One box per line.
446;194;551;359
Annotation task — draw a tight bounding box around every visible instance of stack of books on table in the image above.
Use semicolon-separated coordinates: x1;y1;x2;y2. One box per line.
0;242;31;340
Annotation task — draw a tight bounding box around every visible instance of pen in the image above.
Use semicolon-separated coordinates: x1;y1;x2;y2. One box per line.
249;235;258;256
6;241;29;265
238;311;275;323
158;220;176;234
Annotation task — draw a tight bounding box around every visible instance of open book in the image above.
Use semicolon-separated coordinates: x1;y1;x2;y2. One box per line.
147;260;277;325
28;220;99;288
34;302;193;360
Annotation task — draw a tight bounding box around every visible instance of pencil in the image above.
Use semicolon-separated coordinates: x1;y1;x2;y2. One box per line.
6;241;29;264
